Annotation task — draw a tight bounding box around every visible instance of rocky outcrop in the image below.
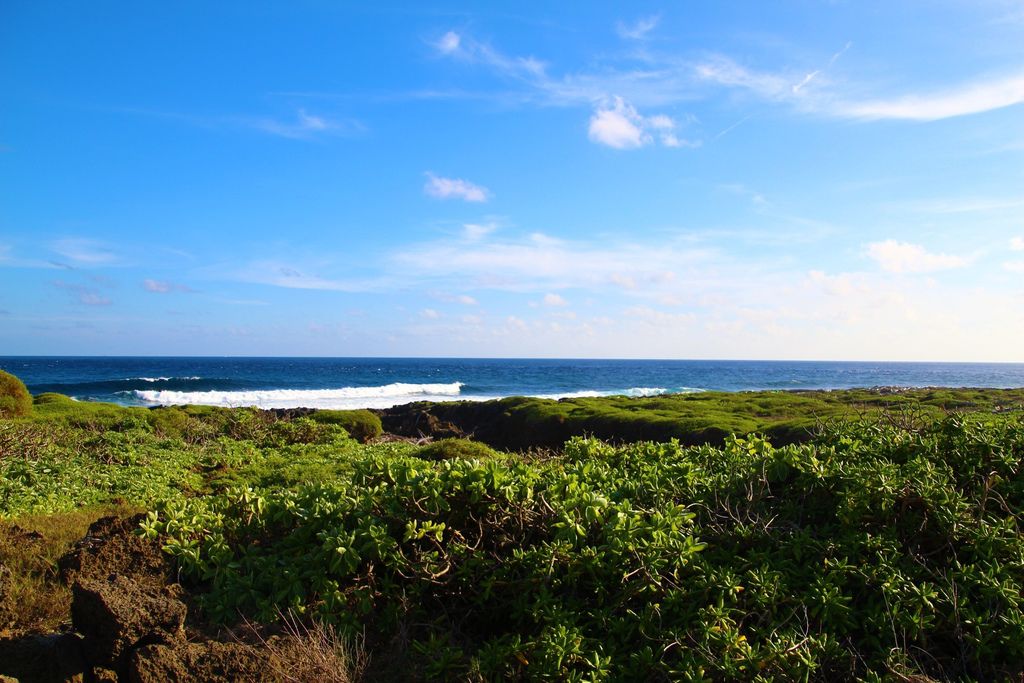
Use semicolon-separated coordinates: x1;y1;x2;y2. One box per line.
71;577;186;669
59;516;170;589
129;641;265;683
0;516;282;683
0;633;88;682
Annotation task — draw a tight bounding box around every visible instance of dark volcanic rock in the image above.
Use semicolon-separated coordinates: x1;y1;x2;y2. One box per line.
129;640;265;683
71;576;186;668
377;403;467;441
0;632;87;683
59;515;170;588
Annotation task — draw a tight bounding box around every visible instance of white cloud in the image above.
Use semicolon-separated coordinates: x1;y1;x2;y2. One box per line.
1011;236;1024;251
143;279;171;293
1003;261;1024;272
143;279;193;294
420;308;440;319
424;173;490;202
835;72;1024;121
808;270;870;298
865;240;969;273
456;295;478;305
52;238;117;265
588;97;649;149
616;15;660;40
587;97;687;149
436;31;461;55
646;114;674;130
79;293;111;306
609;273;637;289
543;293;568;306
463;222;498;240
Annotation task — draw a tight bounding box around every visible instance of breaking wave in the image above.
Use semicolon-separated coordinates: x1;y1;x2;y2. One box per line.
536;387;704;400
133;382;467;410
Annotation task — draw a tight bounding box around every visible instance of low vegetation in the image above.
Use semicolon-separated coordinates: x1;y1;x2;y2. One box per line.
2;379;1024;681
381;387;1024;449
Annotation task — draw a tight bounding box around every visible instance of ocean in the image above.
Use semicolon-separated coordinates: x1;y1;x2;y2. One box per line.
3;357;1024;410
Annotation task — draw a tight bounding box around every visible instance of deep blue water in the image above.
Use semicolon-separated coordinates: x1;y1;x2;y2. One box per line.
3;357;1024;410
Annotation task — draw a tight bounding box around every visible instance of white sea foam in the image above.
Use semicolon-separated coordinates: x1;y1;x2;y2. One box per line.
131;376;202;382
533;386;702;400
133;382;467;410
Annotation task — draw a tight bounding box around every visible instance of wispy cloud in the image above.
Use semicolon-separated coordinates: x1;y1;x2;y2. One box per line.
462;221;499;240
432;29;1023;125
834;72;1024;121
51;238;117;266
695;55;792;100
231;261;383;292
1011;236;1024;251
142;279;195;293
793;42;851;94
424;172;490;202
250;109;361;139
394;231;714;293
887;196;1024;214
53;280;111;306
120;105;361;140
430;30;548;84
865;240;970;273
0;244;78;270
616;15;660;41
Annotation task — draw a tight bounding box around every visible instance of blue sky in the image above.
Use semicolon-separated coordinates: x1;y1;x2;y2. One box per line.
2;1;1023;360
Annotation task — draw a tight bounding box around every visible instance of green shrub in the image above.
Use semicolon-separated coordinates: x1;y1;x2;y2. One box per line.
33;392;74;406
417;437;498;461
270;417;351;446
0;370;32;418
310;409;382;443
148;407;191;438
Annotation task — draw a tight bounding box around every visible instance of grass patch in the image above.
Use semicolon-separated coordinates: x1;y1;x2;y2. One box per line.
0;503;139;636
